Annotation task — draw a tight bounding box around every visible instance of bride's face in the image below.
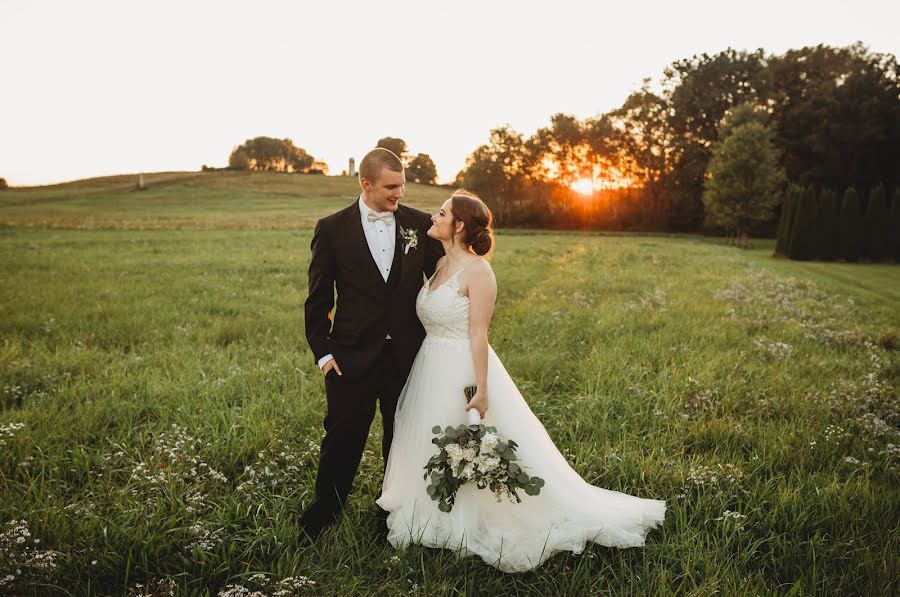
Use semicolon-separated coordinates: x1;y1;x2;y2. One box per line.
428;198;461;241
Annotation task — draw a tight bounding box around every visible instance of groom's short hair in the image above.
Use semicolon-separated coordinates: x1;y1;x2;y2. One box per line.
359;148;403;183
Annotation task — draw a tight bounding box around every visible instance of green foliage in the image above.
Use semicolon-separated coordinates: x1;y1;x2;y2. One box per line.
228;136;319;173
591;82;671;229
424;422;545;513
702;106;784;245
769;44;900;193
816;189;841;261
892;187;900;261
839;187;863;262
455;126;538;226
863;184;891;261
664;49;770;230
375;137;408;160
228;147;251;170
405;153;438;185
717;103;770;140
774;185;800;256
787;186;818;260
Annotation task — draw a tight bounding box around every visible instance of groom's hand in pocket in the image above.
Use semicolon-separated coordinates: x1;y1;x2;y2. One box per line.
322;358;343;377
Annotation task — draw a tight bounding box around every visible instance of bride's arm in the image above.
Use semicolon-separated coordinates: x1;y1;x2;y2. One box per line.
465;260;497;417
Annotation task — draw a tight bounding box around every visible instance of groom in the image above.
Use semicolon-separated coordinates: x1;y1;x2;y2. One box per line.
301;147;443;538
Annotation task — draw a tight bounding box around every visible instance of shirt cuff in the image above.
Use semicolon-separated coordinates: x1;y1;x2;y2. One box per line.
317;354;334;369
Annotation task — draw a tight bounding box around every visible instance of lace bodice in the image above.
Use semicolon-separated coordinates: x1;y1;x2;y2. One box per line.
416;265;471;341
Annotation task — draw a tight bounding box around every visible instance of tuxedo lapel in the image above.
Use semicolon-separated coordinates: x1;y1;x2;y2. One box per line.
390;208;414;286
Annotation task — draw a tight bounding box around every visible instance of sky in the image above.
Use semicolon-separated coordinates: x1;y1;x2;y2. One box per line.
1;0;897;186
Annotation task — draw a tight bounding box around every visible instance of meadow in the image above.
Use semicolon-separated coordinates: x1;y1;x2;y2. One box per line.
1;173;898;596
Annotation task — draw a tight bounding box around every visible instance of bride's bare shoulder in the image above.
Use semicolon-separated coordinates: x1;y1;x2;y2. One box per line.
462;257;496;289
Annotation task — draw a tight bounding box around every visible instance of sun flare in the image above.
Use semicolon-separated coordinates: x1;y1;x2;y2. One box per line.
571;179;594;195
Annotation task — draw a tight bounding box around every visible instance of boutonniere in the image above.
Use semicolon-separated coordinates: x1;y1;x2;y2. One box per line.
399;225;419;254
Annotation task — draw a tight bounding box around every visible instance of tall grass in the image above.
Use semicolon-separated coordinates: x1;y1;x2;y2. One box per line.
0;175;898;595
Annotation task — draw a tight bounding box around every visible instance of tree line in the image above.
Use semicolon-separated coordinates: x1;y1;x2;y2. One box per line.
775;184;900;262
228;137;329;174
454;43;900;235
225;136;438;185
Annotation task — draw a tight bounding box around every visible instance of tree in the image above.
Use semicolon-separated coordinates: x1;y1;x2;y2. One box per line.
526;114;594;226
891;187;900;261
769;44;900;192
839;187;862;261
406;154;437;184
788;186;818;260
862;184;890;261
376;137;408;161
702;105;784;246
528;114;590;188
775;185;801;256
227;137;319;173
663;48;770;229
0;178;7;190
817;189;841;261
456;126;536;226
591;81;673;228
228;148;251;170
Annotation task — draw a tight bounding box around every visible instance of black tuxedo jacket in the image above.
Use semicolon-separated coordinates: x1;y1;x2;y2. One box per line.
305;200;443;380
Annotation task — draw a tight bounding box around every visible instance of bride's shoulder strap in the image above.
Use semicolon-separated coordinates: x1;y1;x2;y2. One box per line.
454;257;481;278
455;257;493;287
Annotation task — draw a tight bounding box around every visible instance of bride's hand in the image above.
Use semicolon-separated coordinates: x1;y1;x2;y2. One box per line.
465;390;489;418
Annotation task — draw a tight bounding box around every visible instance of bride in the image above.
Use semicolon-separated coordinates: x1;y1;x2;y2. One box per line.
377;189;666;572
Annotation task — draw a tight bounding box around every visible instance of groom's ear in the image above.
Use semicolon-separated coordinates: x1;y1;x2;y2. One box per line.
359;177;372;192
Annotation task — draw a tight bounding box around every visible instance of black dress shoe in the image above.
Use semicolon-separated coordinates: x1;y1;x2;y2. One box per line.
298;504;340;540
299;515;337;540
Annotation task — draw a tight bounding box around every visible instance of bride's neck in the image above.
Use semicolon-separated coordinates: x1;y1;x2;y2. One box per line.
441;242;472;266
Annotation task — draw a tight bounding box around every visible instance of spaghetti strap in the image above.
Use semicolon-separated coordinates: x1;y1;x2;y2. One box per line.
453;258;480;280
426;258;481;295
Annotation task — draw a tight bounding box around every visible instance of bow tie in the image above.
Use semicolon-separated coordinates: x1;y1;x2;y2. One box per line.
367;212;394;224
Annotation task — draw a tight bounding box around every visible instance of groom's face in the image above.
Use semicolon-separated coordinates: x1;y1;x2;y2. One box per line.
361;167;406;213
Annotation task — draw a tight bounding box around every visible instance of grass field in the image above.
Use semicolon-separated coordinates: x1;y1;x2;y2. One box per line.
1;172;898;595
0;171;450;230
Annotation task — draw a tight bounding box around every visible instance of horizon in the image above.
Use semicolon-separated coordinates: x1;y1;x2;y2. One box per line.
2;0;897;187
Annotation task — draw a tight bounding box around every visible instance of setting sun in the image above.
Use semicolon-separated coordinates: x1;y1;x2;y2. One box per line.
571;179;594;195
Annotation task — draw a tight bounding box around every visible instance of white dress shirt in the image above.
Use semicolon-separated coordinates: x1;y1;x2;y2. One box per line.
317;195;396;370
358;194;396;282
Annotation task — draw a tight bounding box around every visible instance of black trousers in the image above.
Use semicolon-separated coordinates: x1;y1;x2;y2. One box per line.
305;341;406;523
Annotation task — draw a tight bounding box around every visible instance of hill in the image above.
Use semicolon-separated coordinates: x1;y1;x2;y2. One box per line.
0;170;452;230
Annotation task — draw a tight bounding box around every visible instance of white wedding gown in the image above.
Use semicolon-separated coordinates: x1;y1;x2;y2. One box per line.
377;266;666;572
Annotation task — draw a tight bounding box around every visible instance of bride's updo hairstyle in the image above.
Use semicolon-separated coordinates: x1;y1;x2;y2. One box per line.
450;189;494;258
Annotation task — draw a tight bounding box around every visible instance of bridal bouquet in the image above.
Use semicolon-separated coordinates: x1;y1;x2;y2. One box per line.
423;386;545;513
